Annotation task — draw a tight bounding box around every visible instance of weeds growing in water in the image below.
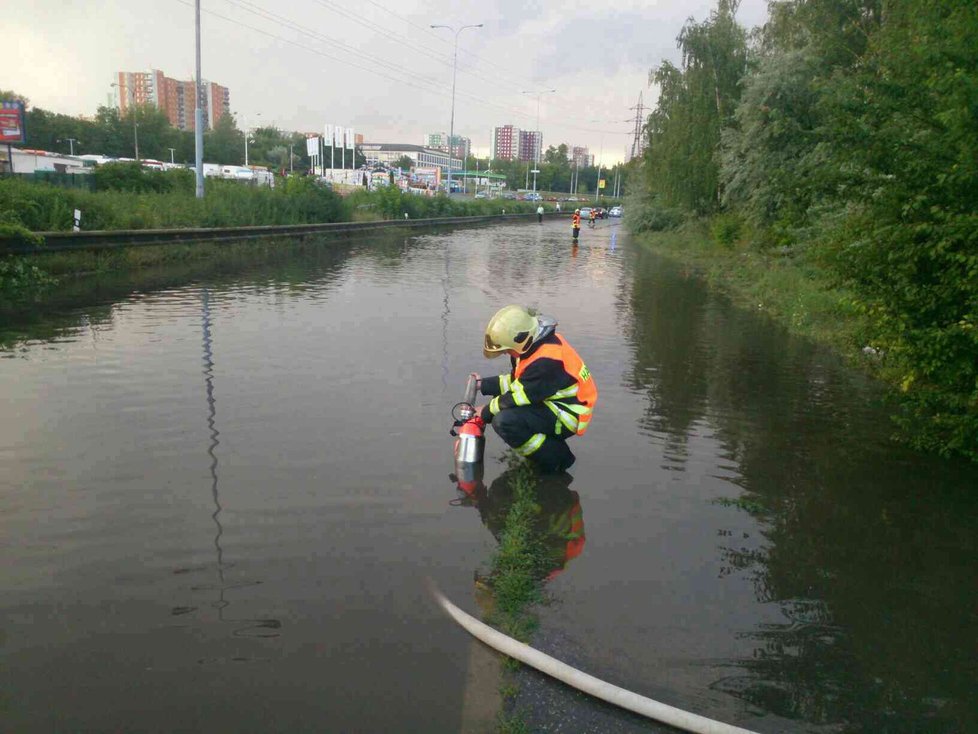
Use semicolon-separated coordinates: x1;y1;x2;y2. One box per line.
478;455;556;733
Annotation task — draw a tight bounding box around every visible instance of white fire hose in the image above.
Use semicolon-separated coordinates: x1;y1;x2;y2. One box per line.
428;579;760;734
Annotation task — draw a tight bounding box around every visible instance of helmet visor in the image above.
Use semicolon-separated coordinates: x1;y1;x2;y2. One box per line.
484;333;506;358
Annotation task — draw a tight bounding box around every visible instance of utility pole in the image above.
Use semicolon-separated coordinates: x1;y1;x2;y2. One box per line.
194;0;204;198
168;147;176;165
521;89;555;193
289;143;294;174
628;91;646;162
59;138;79;156
431;22;483;196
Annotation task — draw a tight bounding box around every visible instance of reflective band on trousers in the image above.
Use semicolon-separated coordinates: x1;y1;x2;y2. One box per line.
517;433;546;456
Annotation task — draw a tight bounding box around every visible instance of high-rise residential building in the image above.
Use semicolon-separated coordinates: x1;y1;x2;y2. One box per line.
490;125;520;161
518;130;542;163
491;125;542;162
114;69;230;131
570;146;594;168
424;133;471;161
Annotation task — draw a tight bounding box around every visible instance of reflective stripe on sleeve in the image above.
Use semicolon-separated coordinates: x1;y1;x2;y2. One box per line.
551;384;579;399
499;374;512;394
510;380;531;406
489;396;502;415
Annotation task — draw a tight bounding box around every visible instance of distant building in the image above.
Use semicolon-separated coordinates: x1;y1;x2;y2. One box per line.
490;125;519;161
570;146;594;168
425;133;471;161
114;69;230;131
359;143;462;174
491;125;542;162
519;130;542;163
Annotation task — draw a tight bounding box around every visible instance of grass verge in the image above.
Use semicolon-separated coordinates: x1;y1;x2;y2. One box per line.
635;222;871;361
478;457;554;733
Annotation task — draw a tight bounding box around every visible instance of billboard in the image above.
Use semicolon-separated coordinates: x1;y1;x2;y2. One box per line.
306;136;320;156
598;178;606;189
0;101;26;144
324;124;333;147
346;127;354;150
412;166;441;189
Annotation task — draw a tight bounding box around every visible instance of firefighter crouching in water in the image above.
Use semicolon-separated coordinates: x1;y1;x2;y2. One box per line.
475;305;597;473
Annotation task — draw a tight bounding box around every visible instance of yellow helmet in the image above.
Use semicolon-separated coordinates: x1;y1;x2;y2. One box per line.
483;305;539;359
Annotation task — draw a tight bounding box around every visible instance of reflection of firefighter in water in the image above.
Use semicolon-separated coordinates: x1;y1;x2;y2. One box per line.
452;467;586;581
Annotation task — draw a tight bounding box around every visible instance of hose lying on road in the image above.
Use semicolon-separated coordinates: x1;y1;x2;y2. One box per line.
427;579;760;734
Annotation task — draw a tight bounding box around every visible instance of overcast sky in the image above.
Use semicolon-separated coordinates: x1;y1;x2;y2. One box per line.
11;0;770;164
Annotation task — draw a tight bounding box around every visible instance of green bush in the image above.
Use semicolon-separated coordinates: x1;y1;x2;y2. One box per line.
710;212;742;248
0;220;44;249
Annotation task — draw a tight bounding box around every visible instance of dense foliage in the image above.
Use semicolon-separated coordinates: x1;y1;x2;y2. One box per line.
631;0;978;460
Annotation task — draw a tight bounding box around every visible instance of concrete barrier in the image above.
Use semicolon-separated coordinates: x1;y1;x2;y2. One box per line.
2;211;572;254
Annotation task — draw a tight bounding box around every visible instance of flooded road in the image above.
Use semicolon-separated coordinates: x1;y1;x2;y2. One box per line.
1;221;975;733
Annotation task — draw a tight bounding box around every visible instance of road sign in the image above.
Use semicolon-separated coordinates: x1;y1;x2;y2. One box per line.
598;179;606;189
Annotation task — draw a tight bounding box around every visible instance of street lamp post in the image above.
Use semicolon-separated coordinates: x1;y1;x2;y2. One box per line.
243;112;261;166
522;89;555;193
194;0;204;198
58;138;80;156
110;83;140;161
430;22;483;196
168;147;176;165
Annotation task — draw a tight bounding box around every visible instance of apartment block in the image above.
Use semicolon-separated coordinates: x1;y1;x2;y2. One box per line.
424;132;471;161
490;125;519;161
115;69;230;131
570;146;594;168
518;130;542;163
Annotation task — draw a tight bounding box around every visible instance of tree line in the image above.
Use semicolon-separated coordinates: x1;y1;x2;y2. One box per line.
632;0;978;460
0;90;365;172
2;90;621;196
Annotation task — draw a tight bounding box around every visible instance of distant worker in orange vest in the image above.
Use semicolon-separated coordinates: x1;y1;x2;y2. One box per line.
474;305;597;473
572;209;581;240
588;208;596;228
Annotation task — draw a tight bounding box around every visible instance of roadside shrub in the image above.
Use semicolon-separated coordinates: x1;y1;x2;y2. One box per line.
710;212;743;248
0;220;44;249
627;199;684;232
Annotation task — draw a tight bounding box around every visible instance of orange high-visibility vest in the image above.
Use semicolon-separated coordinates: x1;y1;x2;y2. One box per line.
514;333;597;435
572;213;581;227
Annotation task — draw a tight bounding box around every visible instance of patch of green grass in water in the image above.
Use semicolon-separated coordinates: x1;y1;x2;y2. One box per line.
479;455;557;734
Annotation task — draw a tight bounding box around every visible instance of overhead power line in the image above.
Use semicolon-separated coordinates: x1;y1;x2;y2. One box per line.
178;0;631;139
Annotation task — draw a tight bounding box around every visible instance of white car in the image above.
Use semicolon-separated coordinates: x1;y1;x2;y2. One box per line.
609;206;623;218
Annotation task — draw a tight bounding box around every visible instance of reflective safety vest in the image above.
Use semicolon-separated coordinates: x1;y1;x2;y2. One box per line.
572;213;581;227
513;333;597;436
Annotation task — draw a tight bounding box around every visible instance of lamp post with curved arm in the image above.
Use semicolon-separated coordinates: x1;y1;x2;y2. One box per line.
430;22;483;196
522;89;555;193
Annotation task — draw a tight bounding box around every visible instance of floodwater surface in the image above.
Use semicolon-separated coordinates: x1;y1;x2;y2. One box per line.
1;221;975;733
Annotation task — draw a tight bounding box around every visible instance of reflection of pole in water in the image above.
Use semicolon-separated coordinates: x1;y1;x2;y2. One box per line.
440;242;450;390
196;288;280;639
202;288;223;572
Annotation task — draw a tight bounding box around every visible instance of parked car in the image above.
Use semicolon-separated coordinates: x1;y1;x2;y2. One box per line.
579;207;593;219
474;192;487;199
609;206;623;217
